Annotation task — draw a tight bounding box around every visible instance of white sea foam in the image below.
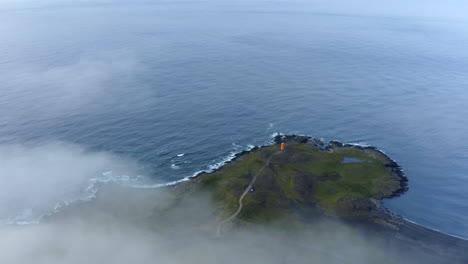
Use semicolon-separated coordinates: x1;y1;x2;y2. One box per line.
403;217;468;241
171;164;180;169
191;170;205;177
206;151;238;171
176;153;185;157
1;143;259;226
232;142;242;149
271;132;282;138
131;143;258;190
5;140;463;245
128;177;190;189
1;168;181;225
346;142;370;147
0;209;40;226
1;170;151;226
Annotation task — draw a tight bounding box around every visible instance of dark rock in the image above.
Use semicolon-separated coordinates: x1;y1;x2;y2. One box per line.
335;196;375;215
273;134;284;144
273;134;311;144
328;140;344;148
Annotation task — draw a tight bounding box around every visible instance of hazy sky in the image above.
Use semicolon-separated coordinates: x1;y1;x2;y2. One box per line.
1;0;468;20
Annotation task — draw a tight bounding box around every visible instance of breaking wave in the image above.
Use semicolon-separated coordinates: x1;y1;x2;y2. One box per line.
0;142;258;226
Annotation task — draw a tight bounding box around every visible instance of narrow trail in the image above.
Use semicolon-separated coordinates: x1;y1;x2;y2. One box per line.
216;151;279;236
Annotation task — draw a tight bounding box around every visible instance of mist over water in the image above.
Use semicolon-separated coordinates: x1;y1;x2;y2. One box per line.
1;0;468;249
0;142;149;224
0;184;431;264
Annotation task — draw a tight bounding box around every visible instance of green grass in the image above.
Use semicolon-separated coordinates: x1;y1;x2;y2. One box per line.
192;141;400;220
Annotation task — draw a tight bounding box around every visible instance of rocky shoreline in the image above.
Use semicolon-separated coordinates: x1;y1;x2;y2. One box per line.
180;134;468;262
193;133;409;198
274;134;409;199
275;136;468;260
191;134;410;222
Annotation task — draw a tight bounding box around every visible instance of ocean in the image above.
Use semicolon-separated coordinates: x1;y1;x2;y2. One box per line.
1;0;468;238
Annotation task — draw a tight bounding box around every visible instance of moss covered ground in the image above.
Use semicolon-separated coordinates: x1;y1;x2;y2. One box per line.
188;140;403;221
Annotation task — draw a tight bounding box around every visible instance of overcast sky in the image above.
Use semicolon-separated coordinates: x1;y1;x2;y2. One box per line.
1;0;468;20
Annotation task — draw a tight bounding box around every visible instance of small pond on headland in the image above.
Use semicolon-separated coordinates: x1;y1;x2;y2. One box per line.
341;157;366;164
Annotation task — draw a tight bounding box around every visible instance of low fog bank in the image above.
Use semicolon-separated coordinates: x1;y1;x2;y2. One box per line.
0;181;436;264
0;142;454;263
0;142;142;224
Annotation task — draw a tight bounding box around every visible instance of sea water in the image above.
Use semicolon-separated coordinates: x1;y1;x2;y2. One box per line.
1;0;468;238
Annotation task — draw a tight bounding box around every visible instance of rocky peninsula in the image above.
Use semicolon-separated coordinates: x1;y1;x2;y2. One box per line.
154;135;468;263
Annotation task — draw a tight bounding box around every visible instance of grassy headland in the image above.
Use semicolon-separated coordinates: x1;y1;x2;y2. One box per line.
177;135;408;227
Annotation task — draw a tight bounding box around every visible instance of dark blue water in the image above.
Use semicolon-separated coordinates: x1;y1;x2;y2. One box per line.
1;0;468;237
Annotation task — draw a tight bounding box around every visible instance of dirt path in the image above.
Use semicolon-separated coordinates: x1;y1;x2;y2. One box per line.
216;151;279;236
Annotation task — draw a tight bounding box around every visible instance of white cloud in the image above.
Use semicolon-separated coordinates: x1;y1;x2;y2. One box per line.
0;142;140;224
